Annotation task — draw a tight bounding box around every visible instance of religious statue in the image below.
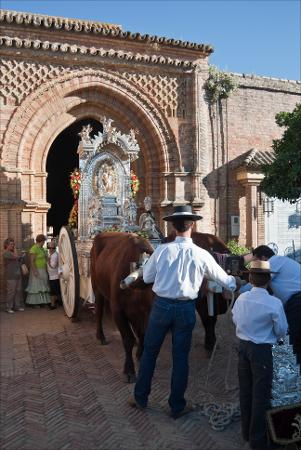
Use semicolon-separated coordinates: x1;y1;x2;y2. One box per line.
99;162;117;195
124;197;138;226
139;196;163;240
102;116;118;143
87;196;100;237
78;124;93;143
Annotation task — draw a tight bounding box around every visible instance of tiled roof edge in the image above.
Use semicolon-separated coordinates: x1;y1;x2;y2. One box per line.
231;149;275;170
0;35;201;68
0;9;214;54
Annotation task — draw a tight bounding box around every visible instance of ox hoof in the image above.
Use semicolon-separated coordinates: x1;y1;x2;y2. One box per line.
123;373;137;384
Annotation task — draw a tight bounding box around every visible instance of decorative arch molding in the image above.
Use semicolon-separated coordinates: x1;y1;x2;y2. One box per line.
1;69;182;175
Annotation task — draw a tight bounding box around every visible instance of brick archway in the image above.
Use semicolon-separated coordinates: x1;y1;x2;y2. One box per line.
1;69;181;241
1;70;181;217
1;70;180;173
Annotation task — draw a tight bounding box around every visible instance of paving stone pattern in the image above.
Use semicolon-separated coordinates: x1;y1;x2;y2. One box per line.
0;307;245;450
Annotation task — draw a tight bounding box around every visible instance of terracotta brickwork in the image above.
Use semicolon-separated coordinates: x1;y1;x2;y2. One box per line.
0;9;301;299
206;75;301;244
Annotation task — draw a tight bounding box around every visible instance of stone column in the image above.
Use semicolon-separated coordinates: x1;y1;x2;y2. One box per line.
191;63;211;232
236;169;264;248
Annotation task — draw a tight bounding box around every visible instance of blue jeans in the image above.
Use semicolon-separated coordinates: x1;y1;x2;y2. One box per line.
134;296;196;415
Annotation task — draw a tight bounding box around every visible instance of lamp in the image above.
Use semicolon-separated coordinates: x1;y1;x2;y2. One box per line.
263;198;274;215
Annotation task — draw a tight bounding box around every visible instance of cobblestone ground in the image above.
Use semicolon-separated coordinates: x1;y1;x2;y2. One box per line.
0;305;246;450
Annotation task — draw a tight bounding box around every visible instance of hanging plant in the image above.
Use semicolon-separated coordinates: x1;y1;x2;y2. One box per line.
205;66;238;103
70;168;81;199
68;199;78;229
68;168;81;229
130;170;140;198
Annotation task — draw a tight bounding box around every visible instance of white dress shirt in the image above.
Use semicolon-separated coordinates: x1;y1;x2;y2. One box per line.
269;255;301;305
232;287;288;344
143;236;236;300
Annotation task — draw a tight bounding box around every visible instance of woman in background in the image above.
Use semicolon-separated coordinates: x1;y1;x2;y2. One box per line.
26;234;50;307
3;238;24;313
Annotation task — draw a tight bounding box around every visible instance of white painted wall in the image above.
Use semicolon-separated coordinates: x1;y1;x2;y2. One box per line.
264;198;301;262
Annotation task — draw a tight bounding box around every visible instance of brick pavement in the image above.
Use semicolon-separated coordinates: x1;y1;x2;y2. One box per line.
0;306;245;450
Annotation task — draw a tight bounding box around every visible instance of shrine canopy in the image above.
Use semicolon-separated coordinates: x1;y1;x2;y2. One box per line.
77;118;140;240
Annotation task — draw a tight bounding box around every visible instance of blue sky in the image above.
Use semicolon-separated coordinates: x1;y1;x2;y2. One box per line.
2;0;300;80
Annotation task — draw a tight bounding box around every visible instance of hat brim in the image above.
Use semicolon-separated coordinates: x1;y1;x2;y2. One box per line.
163;213;203;221
249;269;278;274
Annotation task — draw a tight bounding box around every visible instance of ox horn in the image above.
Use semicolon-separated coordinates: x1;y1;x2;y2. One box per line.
120;267;143;290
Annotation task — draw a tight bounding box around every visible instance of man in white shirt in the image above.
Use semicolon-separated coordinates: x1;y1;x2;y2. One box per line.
232;260;288;450
129;205;238;419
251;245;301;368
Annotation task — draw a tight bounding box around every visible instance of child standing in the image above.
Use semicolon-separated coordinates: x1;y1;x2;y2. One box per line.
232;260;288;450
47;240;61;310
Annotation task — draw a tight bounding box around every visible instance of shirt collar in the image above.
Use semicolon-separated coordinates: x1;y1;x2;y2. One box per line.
175;236;193;243
251;287;269;294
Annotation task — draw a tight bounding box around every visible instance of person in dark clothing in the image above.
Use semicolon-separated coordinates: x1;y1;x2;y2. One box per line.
3;238;24;313
232;260;288;450
247;245;301;369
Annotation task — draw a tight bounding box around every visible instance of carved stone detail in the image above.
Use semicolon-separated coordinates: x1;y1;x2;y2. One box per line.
118;71;187;118
0;58;71;105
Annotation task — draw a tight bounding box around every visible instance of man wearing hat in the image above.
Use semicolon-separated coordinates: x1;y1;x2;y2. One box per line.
232;260;288;450
250;245;301;371
129;205;239;419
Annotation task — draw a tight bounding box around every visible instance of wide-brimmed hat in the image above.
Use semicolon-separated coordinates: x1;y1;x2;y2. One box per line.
163;205;203;222
249;260;277;273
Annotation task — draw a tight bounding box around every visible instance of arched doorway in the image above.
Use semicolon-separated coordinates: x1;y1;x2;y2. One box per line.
46;118;103;235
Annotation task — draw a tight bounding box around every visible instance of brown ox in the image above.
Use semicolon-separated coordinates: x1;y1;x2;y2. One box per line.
90;232;154;382
91;231;231;382
191;232;230;352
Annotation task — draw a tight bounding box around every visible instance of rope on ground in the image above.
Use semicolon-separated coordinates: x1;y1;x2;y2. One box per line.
194;292;241;431
194;392;240;431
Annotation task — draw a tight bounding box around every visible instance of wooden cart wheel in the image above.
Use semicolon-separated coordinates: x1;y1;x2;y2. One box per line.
58;226;80;318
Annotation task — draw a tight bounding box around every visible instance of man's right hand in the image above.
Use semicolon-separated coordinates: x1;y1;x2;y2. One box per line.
234;276;247;290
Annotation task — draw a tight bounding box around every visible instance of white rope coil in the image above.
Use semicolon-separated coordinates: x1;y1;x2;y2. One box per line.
194;291;240;431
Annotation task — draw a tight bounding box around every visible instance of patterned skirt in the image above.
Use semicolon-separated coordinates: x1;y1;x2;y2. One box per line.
26;268;51;305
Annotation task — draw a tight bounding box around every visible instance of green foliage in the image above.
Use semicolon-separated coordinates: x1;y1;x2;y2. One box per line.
260;103;301;203
134;230;149;240
227;240;251;256
102;226;149;240
205;66;238;103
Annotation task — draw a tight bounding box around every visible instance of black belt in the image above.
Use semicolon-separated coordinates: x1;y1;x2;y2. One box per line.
156;295;196;304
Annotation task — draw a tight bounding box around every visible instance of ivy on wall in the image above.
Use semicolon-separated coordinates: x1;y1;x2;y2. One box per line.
205;66;238;103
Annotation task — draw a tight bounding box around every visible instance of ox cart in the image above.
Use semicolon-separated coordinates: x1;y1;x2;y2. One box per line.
58;119;160;319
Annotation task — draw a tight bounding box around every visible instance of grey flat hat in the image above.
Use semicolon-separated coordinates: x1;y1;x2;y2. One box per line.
163;205;203;221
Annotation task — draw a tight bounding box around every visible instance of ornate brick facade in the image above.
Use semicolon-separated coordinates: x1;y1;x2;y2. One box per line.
0;9;301;298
